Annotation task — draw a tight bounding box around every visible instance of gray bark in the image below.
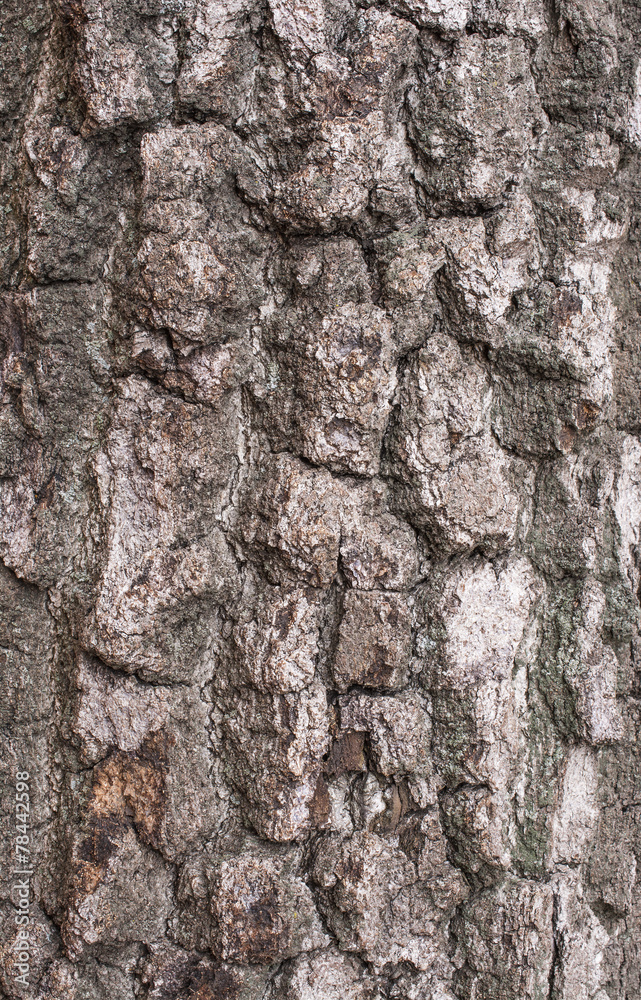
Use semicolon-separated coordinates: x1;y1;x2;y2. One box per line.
1;0;641;997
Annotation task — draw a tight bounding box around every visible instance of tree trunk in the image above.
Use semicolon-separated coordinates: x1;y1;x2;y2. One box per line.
1;1;640;997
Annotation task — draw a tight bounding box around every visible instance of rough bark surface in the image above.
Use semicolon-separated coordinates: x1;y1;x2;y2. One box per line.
1;1;641;997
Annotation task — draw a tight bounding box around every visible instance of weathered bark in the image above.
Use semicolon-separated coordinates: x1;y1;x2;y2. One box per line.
1;1;641;997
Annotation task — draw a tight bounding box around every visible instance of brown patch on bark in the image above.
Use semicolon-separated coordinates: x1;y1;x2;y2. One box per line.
464;743;486;771
558;424;577;452
220;878;289;964
325;730;367;776
309;773;330;827
336;851;365;884
89;728;172;849
575;399;601;430
68;728;172;904
360;644;398;688
547;288;582;336
187;967;241;1000
376;782;410;834
141;953;241;1000
76;812;123;869
0;293;25;354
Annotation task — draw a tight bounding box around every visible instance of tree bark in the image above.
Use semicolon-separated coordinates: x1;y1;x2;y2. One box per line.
1;1;641;997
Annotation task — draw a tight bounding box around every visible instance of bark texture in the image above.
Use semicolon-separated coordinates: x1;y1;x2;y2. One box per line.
1;1;641;997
